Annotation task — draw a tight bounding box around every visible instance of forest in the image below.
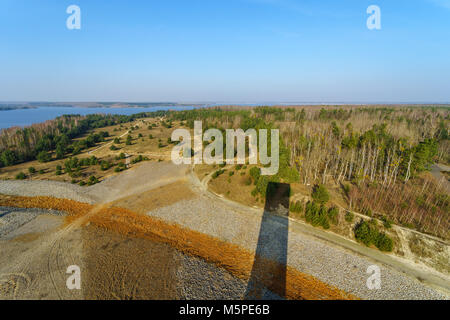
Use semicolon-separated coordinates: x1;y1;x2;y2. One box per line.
169;105;449;239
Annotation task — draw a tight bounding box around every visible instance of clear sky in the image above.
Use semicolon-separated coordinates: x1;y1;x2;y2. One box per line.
1;0;449;103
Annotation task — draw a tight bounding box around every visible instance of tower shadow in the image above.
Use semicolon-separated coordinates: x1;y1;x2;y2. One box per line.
245;182;290;300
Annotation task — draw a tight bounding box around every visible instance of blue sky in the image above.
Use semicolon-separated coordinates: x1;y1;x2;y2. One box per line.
0;0;449;103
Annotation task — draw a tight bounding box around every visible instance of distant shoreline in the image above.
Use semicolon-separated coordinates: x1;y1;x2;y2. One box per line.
0;102;205;111
1;102;449;111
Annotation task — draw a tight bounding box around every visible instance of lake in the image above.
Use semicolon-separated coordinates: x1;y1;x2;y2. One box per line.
0;105;202;130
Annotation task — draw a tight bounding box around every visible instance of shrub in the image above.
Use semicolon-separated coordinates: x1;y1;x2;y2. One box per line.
290;201;303;213
126;135;132;145
110;145;118;151
79;181;86;186
100;161;111;171
1;150;17;167
375;233;394;252
327;207;339;225
88;176;99;186
311;184;330;205
15;172;27;180
28;167;36;174
345;211;354;223
381;216;392;229
36;151;51;163
212;169;225;179
354;219;393;251
39;169;45;174
249;167;261;183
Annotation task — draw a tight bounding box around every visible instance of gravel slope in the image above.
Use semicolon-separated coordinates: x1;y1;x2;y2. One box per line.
0;206;64;238
0;180;96;204
147;196;448;300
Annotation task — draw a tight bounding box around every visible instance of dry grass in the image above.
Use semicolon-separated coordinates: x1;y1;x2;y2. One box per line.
208;164;264;207
109;180;196;214
0;194;357;300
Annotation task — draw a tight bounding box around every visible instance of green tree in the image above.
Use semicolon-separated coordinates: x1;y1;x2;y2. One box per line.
36;150;51;163
311;184;330;205
15;172;27;180
1;150;17;167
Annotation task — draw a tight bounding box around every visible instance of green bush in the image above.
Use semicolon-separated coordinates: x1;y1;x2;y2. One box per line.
345;211;354;223
381;216;392;229
212;169;225;179
249;167;261;183
88;176;99;186
15;172;27;180
375;233;394;252
126;135;133;145
354;220;393;252
305;201;331;229
28;167;36;174
311;184;330;204
100;161;112;171
327;207;339;225
36;151;51;163
290;201;303;213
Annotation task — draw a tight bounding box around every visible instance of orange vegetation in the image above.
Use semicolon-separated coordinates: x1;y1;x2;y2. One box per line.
0;194;357;300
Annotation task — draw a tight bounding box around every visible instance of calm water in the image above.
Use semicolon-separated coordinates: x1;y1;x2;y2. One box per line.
0;106;202;130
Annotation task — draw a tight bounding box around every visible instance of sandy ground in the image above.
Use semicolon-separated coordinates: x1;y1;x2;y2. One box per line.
0;208;254;300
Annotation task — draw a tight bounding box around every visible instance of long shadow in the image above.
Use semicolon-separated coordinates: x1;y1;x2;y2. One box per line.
245;182;290;300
